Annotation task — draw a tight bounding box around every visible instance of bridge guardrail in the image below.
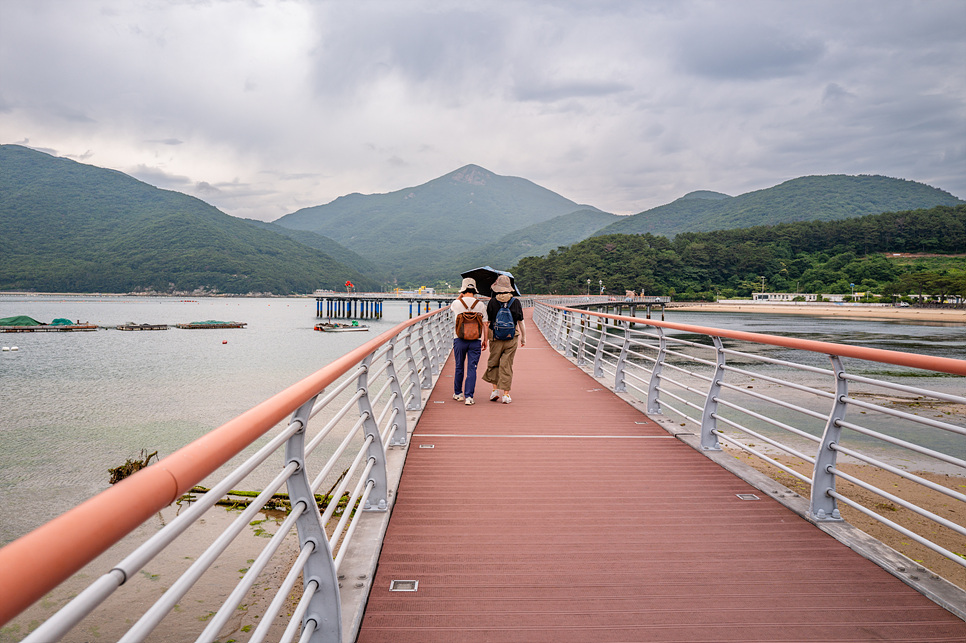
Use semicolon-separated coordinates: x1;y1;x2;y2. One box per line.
0;307;453;642
534;301;966;590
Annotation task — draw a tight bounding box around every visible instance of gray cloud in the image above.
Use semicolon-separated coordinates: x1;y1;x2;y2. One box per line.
146;138;184;146
514;80;633;103
676;27;826;80
0;0;962;222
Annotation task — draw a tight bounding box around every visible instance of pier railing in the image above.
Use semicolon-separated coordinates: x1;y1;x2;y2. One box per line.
0;308;453;642
534;301;966;579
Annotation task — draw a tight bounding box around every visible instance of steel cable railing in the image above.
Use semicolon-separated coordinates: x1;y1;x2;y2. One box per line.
534;301;966;580
0;307;453;642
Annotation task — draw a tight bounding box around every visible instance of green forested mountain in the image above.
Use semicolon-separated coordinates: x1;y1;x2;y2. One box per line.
452;209;620;272
593;175;964;238
0;145;377;294
273;164;603;280
243;219;383;279
512;205;966;299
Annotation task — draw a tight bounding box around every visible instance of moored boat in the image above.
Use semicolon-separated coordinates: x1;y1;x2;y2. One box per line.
314;321;369;332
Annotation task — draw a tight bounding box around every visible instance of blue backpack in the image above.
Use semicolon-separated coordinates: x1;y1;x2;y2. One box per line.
493;298;516;340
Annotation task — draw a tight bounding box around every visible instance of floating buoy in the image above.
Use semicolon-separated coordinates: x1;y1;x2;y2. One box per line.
1;347;9;352
11;347;17;351
222;340;228;344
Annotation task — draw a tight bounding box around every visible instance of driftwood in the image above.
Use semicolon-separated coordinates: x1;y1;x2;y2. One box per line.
178;486;353;513
178;468;354;513
108;450;159;484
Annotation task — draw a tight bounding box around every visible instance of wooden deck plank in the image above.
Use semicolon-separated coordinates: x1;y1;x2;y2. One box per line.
357;310;966;642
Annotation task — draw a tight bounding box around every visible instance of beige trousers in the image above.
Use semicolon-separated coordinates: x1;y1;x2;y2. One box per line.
483;336;519;391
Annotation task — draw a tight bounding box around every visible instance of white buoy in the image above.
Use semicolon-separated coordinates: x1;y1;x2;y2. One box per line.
1;347;8;352
11;347;18;351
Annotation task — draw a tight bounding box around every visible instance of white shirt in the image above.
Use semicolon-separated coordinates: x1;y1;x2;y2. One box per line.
450;294;488;339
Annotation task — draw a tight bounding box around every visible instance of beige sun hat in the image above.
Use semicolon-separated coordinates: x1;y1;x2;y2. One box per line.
491;274;514;293
459;277;478;293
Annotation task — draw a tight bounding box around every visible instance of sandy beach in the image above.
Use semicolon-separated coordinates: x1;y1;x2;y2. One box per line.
667;302;966;323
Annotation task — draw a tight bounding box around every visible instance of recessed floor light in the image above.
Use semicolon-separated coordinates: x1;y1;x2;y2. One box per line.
390;580;418;591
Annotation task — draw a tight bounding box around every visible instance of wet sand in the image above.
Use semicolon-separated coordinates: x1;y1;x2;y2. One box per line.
668;302;966;323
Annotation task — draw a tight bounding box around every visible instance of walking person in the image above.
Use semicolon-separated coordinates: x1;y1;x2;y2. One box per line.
450;277;487;405
483;274;525;404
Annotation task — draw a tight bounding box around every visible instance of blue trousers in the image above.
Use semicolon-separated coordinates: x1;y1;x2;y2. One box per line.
453;337;482;398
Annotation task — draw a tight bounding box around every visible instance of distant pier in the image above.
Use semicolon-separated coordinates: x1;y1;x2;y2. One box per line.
566;295;672;321
315;292;458;319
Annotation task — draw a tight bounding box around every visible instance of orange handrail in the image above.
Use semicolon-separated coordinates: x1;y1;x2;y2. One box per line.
0;309;445;626
553;304;966;376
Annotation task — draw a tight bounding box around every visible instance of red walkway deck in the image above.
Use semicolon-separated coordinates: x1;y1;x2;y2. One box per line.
357;312;965;642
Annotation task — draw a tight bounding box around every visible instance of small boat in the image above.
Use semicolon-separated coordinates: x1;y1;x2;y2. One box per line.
175;320;247;329
314;321;369;332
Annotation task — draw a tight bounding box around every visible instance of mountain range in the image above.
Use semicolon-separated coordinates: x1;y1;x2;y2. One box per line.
273;165;607;282
1;143;962;294
0;145;378;294
592;175;964;238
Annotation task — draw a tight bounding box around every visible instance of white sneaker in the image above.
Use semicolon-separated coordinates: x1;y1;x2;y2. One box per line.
453;393;464;401
465;397;474;405
489;389;501;402
501;393;512;404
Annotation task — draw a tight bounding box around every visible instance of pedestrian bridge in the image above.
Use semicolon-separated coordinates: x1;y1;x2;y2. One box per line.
1;300;964;641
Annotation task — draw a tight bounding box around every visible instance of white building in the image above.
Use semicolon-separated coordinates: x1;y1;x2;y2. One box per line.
752;293;818;302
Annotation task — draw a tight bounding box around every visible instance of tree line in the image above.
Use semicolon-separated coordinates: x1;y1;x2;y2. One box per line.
511;205;966;301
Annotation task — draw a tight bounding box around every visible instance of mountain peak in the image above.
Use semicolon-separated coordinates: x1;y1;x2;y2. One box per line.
448;164;492;186
679;190;732;201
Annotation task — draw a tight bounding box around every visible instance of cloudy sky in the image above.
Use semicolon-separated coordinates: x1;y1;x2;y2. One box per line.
2;0;964;222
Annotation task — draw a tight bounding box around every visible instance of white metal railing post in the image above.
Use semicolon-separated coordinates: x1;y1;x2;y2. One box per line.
417;322;433;389
700;336;725;451
592;319;607;378
554;309;567;350
435;312;449;370
614;319;631;393
810;355;848;521
356;354;388;512
284;395;342;642
384;339;409;446
426;317;441;374
401;330;422;409
562;310;574;355
646;326;666;414
576;314;588;365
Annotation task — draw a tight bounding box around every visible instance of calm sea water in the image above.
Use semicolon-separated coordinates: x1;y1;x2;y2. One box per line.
0;295;421;545
1;296;964;545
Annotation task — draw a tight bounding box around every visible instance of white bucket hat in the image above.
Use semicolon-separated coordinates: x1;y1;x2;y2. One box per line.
459;277;478;293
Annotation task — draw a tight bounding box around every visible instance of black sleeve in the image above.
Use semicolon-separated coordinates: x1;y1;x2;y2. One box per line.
486;298;499;327
511;298;524;322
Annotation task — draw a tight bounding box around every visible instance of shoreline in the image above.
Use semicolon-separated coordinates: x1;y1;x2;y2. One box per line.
667;302;966;323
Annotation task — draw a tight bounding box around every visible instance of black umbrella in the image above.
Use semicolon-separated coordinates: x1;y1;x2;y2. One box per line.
460;266;521;297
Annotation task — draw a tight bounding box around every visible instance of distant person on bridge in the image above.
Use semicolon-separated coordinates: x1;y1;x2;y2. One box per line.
484;274;525;404
450;277;488;405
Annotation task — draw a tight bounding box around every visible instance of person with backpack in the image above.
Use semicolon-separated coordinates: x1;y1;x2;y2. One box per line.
483;274;526;404
450;277;488;405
